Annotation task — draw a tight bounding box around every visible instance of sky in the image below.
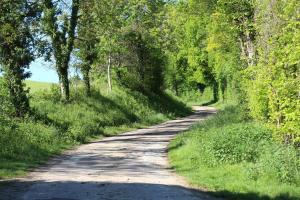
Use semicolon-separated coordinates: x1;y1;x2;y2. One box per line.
28;59;59;83
0;60;79;83
0;59;58;83
0;0;77;84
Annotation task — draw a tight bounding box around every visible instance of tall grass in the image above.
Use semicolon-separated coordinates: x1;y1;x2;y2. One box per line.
169;106;300;200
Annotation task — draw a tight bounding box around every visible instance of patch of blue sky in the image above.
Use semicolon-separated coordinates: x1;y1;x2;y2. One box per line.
28;58;58;83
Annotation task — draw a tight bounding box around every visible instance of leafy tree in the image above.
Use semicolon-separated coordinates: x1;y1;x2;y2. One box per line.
124;0;166;92
0;0;39;117
94;0;126;92
164;0;218;98
206;3;243;102
246;0;300;144
217;0;256;67
41;0;80;101
165;0;299;145
88;0;166;93
76;0;98;96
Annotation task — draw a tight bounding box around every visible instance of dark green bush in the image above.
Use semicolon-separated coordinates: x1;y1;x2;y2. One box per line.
191;107;299;184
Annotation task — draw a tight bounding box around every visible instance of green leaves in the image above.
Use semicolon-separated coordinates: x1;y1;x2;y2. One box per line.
41;0;80;101
247;0;300;144
0;0;40;117
165;0;299;144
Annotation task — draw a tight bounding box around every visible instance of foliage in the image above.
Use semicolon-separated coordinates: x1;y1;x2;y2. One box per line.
164;0;299;144
164;0;218;98
75;0;98;96
0;1;299;196
41;0;80;101
0;0;298;143
0;0;39;117
169;106;300;200
198;123;272;166
75;0;167;94
116;30;165;92
244;0;300;144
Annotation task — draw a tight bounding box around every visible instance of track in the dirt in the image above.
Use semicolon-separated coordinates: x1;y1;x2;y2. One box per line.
0;107;217;200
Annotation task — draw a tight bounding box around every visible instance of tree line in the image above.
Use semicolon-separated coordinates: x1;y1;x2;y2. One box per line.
0;0;299;145
0;0;166;115
164;0;299;145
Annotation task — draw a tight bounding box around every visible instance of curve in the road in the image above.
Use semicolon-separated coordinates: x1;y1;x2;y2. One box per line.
0;107;217;200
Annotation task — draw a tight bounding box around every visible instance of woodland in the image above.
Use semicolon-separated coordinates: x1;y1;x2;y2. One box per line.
0;0;299;199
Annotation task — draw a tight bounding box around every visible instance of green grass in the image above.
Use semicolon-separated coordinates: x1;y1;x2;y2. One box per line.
0;82;191;179
25;80;53;93
169;106;300;200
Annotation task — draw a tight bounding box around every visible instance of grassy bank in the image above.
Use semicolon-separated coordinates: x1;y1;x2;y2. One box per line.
0;83;191;179
169;106;300;200
25;80;53;93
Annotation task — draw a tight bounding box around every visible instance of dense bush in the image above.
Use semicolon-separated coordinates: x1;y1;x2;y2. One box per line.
199;123;272;166
194;106;246;130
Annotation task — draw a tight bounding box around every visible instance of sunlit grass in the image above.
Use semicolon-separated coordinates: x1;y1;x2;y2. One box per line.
25;80;54;93
0;83;191;179
169;106;300;200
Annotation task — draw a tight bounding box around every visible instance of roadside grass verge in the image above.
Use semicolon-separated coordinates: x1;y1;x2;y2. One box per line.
0;85;191;179
169;106;300;200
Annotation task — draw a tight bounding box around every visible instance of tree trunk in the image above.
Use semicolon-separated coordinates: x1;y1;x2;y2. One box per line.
43;0;79;101
82;68;91;96
239;25;256;67
245;32;256;66
221;78;227;101
58;66;70;101
173;75;179;96
213;81;219;103
107;54;112;93
174;82;179;96
137;33;145;81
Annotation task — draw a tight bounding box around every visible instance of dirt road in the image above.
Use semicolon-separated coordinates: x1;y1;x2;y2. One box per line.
0;107;217;200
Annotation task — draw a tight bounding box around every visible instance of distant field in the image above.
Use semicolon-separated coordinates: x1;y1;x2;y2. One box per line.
25;80;55;93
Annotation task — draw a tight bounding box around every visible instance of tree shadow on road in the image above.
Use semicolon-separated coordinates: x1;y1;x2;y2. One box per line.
0;180;299;200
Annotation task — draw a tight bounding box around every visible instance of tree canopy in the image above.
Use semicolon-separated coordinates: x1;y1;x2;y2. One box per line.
0;0;299;145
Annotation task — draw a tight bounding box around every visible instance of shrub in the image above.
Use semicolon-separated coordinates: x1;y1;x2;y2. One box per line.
212;123;270;164
195;123;272;166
